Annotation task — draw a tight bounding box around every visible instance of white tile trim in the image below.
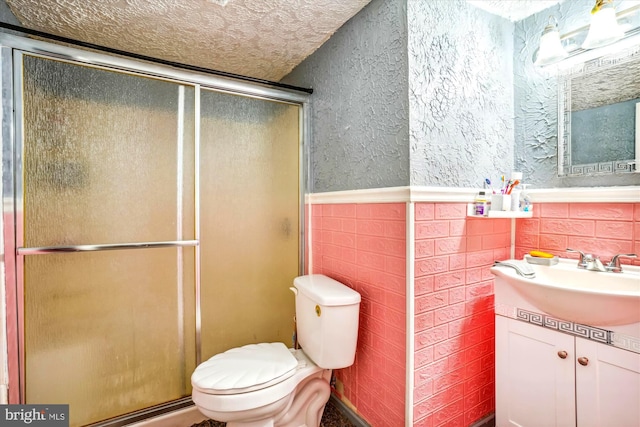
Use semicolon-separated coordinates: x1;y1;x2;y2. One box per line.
408;186;479;202
306;186;640;204
529;186;640;203
306;186;413;204
405;202;415;426
306;186;481;204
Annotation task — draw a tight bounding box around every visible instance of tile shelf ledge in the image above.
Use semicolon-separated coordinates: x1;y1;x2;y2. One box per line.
465;203;533;218
306;185;640;205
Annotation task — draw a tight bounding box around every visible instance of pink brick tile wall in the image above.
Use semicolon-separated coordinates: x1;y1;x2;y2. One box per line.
310;203;407;426
515;203;640;266
413;203;508;427
309;199;637;426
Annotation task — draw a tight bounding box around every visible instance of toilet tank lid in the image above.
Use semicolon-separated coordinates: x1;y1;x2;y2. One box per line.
293;274;361;306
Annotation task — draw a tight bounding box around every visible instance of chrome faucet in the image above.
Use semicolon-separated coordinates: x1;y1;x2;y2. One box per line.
566;248;606;272
585;256;606;272
605;253;638;273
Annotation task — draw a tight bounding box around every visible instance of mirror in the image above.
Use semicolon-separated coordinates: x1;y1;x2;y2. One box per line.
557;47;640;176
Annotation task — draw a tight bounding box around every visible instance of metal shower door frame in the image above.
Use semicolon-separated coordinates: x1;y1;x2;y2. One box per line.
0;34;310;424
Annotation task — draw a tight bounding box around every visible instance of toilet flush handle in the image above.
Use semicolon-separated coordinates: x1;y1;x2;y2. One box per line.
289;287;298;295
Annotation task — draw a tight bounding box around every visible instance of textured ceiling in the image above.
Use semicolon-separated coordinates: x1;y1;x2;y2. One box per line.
5;0;372;81
466;0;566;21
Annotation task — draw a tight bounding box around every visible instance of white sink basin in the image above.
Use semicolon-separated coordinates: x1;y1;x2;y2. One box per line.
491;258;640;326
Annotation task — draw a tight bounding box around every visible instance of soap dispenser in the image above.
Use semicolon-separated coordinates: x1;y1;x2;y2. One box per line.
520;184;532;213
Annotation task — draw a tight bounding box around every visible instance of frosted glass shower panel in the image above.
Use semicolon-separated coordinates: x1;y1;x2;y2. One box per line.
199;89;301;359
21;55;196;247
24;247;196;426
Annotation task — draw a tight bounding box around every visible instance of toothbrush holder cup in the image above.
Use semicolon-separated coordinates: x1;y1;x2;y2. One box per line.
491;194;511;211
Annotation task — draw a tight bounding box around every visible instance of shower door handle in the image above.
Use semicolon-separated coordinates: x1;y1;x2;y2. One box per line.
17;239;199;255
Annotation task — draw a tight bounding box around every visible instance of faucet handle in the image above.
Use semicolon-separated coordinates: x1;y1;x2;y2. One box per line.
566;248;589;268
606;253;638;273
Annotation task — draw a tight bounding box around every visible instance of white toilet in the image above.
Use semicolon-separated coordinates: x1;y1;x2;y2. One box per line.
191;274;361;427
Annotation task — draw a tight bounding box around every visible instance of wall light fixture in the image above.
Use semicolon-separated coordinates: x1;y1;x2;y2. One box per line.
534;16;568;66
582;0;624;49
534;0;640;67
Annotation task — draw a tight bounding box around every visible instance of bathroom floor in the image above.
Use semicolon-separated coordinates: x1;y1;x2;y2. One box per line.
189;398;356;427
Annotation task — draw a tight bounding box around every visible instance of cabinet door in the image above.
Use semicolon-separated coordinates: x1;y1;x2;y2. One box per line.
576;338;640;427
496;316;576;427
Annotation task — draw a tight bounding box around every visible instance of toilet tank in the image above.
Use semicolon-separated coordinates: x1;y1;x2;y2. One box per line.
292;274;361;369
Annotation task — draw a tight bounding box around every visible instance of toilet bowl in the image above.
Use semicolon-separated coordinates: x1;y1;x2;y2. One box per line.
191;275;361;427
192;343;331;427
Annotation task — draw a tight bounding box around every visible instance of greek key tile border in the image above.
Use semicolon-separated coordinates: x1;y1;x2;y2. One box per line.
498;306;640;354
516;308;610;345
569;160;634;176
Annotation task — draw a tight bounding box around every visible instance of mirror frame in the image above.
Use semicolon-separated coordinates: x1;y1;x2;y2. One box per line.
557;46;640;177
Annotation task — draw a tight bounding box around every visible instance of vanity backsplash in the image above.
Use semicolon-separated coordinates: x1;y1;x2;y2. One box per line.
515;202;640;265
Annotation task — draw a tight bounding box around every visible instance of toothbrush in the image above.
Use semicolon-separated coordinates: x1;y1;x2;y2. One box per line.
484;178;494;194
507;179;520;194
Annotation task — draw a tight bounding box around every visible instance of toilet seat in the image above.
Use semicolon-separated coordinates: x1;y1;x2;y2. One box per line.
191;345;324;416
192;342;299;395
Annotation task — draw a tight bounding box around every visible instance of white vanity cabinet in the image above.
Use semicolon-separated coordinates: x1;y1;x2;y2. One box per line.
575;337;640;427
496;316;576;427
496;316;640;427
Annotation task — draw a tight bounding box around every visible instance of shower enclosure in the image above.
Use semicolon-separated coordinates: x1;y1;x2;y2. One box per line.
0;34;308;426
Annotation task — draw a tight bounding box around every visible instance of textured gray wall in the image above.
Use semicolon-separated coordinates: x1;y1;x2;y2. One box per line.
284;0;515;192
282;0;410;193
408;0;514;188
514;0;640;187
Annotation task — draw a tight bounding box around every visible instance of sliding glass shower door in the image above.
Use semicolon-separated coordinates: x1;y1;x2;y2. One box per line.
18;54;197;426
7;46;305;427
199;90;300;360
